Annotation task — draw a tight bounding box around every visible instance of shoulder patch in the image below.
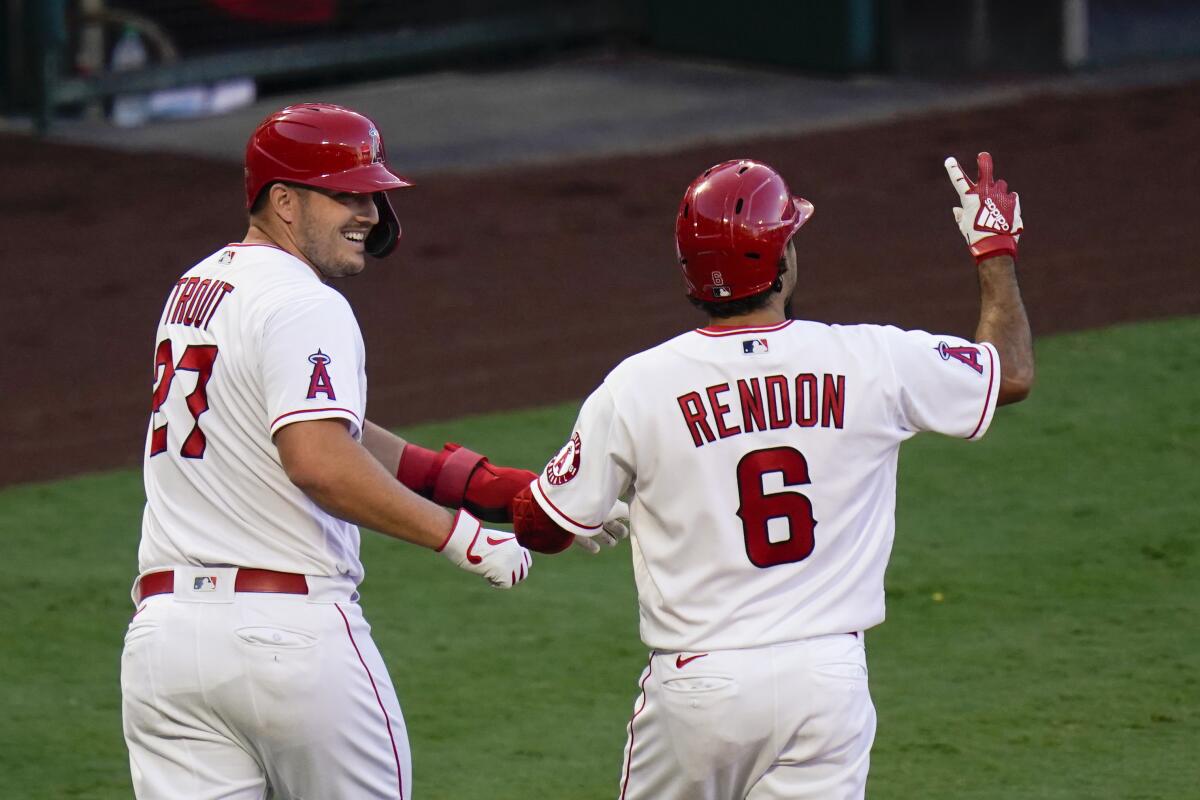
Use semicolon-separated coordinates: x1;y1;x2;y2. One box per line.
545;432;582;486
306;349;337;399
935;341;984;374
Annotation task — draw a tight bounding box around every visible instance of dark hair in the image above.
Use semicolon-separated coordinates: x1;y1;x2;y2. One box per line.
688;254;788;319
249;184;275;215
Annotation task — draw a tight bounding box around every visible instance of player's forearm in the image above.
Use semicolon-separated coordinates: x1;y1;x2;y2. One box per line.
975;255;1034;405
277;420;451;549
362;419;407;474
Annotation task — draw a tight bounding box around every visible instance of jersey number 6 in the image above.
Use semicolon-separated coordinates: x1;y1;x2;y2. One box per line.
149;339;219;459
736;446;816;568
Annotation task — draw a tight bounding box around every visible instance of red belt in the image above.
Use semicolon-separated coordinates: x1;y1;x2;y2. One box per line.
135;568;309;603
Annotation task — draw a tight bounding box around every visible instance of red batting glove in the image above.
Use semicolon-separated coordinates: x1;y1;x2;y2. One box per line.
945;152;1024;263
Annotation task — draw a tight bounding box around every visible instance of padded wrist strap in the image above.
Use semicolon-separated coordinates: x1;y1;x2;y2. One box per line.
396;443;440;497
432;445;487;507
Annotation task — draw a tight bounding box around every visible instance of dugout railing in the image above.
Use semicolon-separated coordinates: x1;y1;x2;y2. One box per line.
13;0;644;133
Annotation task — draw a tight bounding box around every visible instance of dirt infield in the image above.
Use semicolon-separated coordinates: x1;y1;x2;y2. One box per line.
4;80;1197;486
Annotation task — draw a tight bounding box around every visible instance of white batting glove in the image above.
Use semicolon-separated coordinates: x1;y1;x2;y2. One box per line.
573;499;631;554
945;152;1023;263
438;510;532;588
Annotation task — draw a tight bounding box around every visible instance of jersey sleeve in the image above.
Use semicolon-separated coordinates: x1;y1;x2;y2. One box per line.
882;327;1000;440
530;382;634;538
260;290;365;438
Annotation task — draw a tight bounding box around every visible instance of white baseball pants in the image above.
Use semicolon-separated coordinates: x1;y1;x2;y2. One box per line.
121;568;410;799
617;633;875;800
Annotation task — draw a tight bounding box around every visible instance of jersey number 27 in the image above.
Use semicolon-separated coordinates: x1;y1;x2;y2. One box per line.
736;446;816;568
149;339;218;459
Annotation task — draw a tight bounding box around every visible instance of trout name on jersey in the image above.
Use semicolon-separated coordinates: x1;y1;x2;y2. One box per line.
677;372;845;448
159;275;237;330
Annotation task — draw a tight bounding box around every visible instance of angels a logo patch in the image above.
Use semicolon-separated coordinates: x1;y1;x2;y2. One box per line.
935;341;984;374
545;432;582;486
306;350;337;399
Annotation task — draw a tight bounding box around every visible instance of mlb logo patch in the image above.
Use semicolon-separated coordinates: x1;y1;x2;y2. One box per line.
218;250;235;265
712;286;733;299
193;576;218;592
743;338;769;354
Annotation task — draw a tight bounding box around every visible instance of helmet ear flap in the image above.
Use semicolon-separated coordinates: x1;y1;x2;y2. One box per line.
365;192;401;257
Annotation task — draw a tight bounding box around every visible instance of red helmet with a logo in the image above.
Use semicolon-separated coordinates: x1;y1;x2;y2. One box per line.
675;159;814;302
244;103;412;257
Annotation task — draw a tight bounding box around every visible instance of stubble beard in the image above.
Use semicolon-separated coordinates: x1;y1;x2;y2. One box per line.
296;222;366;281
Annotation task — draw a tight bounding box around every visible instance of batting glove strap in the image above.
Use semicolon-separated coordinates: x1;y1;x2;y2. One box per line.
438;509;532;588
969;233;1018;263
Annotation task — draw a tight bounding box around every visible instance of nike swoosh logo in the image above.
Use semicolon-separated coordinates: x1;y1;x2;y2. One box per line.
465;527;483;565
487;535;516;546
675;653;708;669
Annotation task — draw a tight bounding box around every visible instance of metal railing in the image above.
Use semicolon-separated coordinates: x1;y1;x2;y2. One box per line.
25;0;643;133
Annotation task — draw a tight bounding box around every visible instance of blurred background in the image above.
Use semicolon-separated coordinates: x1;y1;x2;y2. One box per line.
1;4;1198;797
7;0;1200;132
3;0;1199;485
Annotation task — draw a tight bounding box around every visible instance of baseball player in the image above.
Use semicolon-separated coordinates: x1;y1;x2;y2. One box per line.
507;154;1034;798
121;103;621;800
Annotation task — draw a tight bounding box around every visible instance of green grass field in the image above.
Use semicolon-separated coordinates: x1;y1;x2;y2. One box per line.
2;317;1197;799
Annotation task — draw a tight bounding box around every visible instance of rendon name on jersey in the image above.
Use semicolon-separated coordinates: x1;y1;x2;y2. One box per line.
532;319;999;652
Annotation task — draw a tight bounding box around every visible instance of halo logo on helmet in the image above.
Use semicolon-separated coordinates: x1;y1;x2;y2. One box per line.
675;160;814;302
244;104;412;257
365;128;381;164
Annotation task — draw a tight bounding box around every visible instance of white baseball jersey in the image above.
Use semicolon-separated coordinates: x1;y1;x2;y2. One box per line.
139;243;368;582
532;319;1000;652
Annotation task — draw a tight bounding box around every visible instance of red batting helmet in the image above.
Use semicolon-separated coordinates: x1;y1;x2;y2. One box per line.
245;103;412;257
676;159;814;302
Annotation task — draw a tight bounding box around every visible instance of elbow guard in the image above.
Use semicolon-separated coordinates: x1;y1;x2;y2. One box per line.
511;484;575;554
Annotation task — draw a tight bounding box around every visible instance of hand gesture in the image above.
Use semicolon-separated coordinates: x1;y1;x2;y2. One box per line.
573;499;631;554
439;510;532;588
944;152;1023;263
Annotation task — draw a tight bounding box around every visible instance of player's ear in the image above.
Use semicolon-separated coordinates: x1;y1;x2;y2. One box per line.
268;182;298;224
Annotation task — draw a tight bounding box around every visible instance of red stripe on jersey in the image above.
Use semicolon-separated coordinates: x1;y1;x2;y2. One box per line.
967;345;996;440
694;320;794;337
224;242;286;251
336;603;405;799
271;407;361;428
533;478;602;530
620;654;655;800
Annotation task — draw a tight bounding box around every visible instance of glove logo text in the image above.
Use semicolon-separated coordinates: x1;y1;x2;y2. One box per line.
976;197;1011;233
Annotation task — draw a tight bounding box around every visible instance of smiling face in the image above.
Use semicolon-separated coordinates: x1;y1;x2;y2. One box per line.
289;186;380;279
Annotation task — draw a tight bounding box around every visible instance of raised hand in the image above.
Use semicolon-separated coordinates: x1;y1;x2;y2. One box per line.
944;152;1023;263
